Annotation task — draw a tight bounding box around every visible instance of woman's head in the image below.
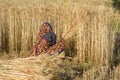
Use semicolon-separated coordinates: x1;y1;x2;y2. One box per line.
44;22;53;31
38;22;53;38
41;22;53;33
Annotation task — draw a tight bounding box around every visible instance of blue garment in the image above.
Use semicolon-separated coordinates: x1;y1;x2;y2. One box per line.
43;32;56;46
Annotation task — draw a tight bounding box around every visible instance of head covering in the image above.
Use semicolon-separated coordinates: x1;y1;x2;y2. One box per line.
44;22;53;31
37;22;53;39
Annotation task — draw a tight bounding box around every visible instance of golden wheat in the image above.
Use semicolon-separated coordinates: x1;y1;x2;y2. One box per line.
0;0;120;80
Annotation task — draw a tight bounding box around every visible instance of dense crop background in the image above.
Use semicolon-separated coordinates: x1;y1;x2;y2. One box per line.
0;0;120;80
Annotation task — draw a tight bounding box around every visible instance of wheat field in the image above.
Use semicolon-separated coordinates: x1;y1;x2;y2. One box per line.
0;0;120;80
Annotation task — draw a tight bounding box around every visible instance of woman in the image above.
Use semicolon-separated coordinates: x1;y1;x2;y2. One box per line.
29;22;66;56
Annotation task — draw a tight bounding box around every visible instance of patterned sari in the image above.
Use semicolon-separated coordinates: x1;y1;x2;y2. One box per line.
29;22;66;57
